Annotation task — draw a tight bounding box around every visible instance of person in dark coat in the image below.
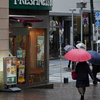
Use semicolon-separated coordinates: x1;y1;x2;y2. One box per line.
75;62;94;100
92;64;100;85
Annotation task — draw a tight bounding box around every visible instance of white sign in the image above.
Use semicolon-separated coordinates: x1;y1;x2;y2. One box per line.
50;20;56;31
95;12;100;20
14;0;53;6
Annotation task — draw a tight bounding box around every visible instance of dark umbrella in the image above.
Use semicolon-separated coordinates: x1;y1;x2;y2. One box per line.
87;50;100;65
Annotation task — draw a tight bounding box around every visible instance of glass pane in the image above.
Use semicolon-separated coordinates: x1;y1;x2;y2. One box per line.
9;36;27;84
16;36;26;84
29;29;45;83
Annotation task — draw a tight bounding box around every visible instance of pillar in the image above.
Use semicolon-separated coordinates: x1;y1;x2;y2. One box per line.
0;0;9;87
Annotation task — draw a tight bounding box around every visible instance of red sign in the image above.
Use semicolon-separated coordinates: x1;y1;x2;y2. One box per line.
83;14;88;25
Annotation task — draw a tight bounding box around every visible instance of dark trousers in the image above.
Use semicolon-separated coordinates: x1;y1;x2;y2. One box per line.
68;60;71;69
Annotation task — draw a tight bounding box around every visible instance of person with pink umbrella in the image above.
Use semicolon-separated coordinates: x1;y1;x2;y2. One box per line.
75;61;94;100
64;49;94;100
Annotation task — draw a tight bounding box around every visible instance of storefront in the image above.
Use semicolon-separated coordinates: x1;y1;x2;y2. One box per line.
49;13;92;57
2;0;53;88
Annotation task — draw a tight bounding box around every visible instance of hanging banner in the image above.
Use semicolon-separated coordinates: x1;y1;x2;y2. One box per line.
82;14;88;25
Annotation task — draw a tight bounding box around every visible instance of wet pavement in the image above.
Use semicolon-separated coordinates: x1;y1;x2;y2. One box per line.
0;82;100;100
49;58;75;83
1;58;100;100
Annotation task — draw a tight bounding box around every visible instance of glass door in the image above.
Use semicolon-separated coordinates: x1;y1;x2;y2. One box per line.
9;28;46;84
9;35;29;85
29;28;45;83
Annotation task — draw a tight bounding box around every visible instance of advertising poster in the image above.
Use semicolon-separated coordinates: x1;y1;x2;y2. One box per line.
17;50;23;58
17;58;25;83
37;36;44;67
17;50;26;58
18;65;25;83
4;57;17;85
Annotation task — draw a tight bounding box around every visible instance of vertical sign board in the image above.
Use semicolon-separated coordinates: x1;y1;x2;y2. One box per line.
93;12;100;41
95;12;100;20
3;57;17;85
95;12;100;52
82;14;89;25
37;36;44;67
17;50;25;83
95;12;100;26
59;23;63;44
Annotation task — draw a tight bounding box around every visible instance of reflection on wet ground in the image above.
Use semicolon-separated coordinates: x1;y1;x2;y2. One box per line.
0;82;100;100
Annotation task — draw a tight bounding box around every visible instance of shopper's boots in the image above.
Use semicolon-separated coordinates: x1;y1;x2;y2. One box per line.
80;94;84;100
93;80;97;85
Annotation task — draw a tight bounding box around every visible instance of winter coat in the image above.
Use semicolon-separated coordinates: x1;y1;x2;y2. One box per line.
92;64;100;74
92;64;100;79
75;62;94;88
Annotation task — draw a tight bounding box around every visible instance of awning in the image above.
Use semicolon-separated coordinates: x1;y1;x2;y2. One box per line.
9;17;43;22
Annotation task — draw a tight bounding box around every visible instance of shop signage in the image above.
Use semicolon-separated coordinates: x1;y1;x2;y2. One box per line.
82;14;88;25
3;57;17;85
95;12;100;20
95;21;100;26
9;0;53;10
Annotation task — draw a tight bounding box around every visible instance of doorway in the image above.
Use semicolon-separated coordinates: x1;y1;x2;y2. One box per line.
9;28;45;85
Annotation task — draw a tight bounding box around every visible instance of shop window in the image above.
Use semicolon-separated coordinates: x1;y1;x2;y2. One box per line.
9;36;28;84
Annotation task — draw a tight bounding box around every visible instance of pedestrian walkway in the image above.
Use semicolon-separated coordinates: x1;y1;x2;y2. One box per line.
49;58;100;84
49;58;74;83
49;63;74;83
1;58;100;100
1;82;100;100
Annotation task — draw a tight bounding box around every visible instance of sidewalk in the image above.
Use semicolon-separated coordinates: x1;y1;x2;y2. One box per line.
48;58;100;100
49;58;100;83
49;58;77;83
0;82;100;100
0;58;100;100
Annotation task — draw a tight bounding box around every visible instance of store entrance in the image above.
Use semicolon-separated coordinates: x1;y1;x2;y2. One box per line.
9;35;29;84
9;28;45;85
29;28;45;83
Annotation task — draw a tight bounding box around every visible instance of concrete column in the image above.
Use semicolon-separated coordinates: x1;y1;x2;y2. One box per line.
0;0;9;87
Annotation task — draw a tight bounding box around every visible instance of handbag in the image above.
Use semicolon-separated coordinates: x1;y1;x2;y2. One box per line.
71;71;77;80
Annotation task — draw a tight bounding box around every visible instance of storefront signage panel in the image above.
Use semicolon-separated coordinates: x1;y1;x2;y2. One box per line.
3;57;17;85
9;0;53;10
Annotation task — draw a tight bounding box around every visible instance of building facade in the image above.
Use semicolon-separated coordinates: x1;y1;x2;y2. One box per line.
0;0;52;88
49;0;100;56
0;0;9;87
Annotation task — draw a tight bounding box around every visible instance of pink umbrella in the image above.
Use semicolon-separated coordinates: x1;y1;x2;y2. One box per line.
64;49;91;62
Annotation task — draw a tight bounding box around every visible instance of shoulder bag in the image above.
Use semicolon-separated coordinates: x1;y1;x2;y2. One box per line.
71;71;77;80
